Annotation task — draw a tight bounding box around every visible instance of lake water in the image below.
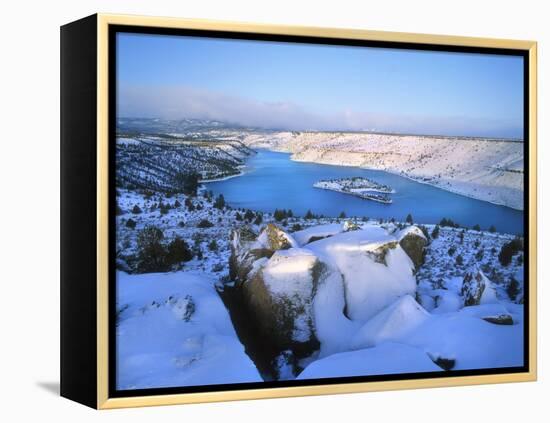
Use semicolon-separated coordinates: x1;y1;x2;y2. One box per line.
207;150;524;235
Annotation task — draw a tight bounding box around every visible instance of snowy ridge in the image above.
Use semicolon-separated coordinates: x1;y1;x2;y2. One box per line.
242;131;524;210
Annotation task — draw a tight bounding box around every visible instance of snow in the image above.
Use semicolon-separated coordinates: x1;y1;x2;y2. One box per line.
297;342;441;379
293;223;344;246
114;119;526;387
403;312;524;370
351;295;430;349
458;303;520;322
477;270;499;304
254;225;299;250
114;183;525;385
260;248;319;343
117;137;141;145
431;290;462;314
116;271;261;389
308;227;416;321
396;225;427;241
261;248;317;297
301;298;524;379
313;266;361;358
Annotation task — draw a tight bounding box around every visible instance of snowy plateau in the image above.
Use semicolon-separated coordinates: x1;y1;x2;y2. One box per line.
114;118;525;389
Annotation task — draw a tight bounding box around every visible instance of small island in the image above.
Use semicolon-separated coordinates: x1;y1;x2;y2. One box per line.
313;177;394;204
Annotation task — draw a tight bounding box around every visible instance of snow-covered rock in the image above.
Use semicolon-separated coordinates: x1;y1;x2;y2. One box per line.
350;295;430;349
241;248;324;357
308;226;416;321
116;271;262;389
342;220;361;232
396;225;428;269
297;342;440;379
293;223;344;246
256;223;299;250
432;290;462;314
461;268;498;306
402;311;523;370
229;226;264;283
229;224;298;283
293;221;359;246
482;314;514;325
232;223;420;361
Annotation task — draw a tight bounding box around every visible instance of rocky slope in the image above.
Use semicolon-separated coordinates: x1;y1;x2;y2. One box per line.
114;184;525;385
229;222;427;375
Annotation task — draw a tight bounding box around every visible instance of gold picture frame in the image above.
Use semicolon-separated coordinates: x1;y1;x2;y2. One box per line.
61;13;537;409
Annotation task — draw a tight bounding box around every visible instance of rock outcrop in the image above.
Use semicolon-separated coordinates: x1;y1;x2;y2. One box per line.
229;224;298;284
397;226;428;269
482;314;514;325
230;222;422;374
241;248;323;358
461;268;498;306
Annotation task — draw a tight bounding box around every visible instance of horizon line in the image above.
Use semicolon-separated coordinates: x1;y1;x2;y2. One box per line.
117;116;525;142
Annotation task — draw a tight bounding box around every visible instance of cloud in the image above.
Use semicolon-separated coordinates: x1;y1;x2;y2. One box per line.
117;85;522;138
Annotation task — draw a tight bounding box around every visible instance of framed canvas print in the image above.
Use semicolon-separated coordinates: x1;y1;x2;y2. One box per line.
60;14;537;409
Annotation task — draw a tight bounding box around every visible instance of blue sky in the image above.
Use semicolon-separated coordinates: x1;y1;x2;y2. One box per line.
117;32;524;138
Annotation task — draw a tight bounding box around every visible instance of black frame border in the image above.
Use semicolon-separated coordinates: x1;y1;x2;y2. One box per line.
107;24;531;399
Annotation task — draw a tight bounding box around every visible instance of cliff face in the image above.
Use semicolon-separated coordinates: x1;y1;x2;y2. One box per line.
242;131;524;210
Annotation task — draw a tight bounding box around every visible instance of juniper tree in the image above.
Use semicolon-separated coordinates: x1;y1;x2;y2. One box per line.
244;209;255;221
173;171;199;196
291;223;303;232
166;236;193;265
475;249;484;261
208;239;218;251
197;219;214;228
506;277;520;301
274;209;286;222
254;213;263;225
136;225;166;273
213;194;226;210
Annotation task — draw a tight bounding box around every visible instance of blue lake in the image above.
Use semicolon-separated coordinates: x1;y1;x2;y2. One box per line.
207;150;524;235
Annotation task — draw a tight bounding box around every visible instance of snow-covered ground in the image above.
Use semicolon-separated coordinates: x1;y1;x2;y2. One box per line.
116;271;262;389
115;186;524;386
